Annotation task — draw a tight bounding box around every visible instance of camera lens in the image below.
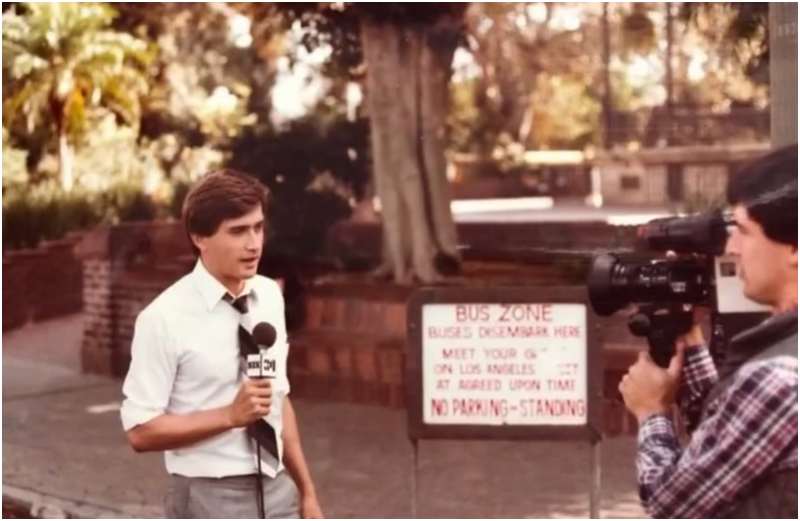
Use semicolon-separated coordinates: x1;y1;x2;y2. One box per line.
588;254;710;316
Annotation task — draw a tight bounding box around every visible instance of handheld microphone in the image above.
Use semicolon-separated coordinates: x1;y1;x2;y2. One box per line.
246;322;278;379
253;322;277;348
243;321;278;519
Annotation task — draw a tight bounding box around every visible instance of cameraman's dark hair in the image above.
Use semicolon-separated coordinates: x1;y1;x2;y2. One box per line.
182;169;269;253
727;144;797;247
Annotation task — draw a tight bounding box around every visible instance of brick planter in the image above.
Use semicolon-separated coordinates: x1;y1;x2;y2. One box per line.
3;233;84;331
76;221;194;377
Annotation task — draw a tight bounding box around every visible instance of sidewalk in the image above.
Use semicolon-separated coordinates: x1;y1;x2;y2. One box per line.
3;313;645;518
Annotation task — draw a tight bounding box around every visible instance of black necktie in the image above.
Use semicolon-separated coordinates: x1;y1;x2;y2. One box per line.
223;293;280;464
226;294;249;314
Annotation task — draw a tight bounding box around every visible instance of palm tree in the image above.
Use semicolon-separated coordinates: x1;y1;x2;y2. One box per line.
3;3;153;191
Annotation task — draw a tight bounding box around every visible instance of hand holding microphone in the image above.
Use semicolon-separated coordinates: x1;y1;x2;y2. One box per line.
228;322;278;428
228;379;272;427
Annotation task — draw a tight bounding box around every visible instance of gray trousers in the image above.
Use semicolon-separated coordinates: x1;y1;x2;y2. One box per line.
165;472;300;519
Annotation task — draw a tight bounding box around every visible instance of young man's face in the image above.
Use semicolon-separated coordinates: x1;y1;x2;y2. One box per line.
725;204;797;309
192;205;265;294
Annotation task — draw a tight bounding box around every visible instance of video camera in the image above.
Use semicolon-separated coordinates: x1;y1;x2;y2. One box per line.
587;211;768;367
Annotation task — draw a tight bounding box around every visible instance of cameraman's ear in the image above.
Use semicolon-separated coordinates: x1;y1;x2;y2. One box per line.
791;246;797;269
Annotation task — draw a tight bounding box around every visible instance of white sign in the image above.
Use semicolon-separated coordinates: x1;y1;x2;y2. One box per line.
714;255;770;314
422;303;588;426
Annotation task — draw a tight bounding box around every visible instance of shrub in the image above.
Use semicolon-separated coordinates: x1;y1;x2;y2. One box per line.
99;182;160;223
3;184;102;249
2;182;167;250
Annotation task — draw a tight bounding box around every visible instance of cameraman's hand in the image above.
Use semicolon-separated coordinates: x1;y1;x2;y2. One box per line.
226;378;272;428
619;350;684;424
675;306;708;353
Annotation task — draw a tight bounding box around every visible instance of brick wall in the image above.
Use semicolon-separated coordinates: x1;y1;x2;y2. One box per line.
3;233;84;332
289;284;411;409
76;221;194;377
81;259;113;374
3;257;30;331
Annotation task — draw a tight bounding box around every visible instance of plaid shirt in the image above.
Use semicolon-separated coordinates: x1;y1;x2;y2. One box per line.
636;347;798;518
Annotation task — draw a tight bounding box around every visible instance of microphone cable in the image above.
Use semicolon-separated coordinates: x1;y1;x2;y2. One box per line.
255;441;266;519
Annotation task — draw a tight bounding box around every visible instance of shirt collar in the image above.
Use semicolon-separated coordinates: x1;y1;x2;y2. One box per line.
191;259;260;311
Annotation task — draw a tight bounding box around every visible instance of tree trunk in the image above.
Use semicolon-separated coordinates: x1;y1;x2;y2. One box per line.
58;129;74;192
770;3;798;147
601;2;612;149
361;17;461;284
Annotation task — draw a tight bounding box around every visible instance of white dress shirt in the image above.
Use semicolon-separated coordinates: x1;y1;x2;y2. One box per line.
120;259;291;478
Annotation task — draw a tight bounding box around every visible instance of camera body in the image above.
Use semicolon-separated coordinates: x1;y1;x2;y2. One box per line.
588;211;768;366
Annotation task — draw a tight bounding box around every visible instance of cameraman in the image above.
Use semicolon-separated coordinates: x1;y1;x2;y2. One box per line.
619;145;797;518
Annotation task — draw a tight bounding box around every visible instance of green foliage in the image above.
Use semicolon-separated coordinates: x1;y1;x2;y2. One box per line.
449;77;499;155
453;4;608;153
116;3;270;146
3;2;154;189
280;3;467;80
228;115;370;259
2;181;167;250
681;3;769;85
100;181;159;222
267;189;352;260
3;3;154;130
230;115;370;197
3;183;102;249
2;129;28;186
529;74;602;149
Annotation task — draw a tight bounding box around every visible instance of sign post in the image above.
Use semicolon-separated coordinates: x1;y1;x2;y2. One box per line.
406;286;602;517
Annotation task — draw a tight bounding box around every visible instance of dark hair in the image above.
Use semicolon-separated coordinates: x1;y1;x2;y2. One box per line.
182;169;269;249
727;144;797;247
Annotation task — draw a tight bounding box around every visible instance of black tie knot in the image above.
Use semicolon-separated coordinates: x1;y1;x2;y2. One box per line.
223;293;249;314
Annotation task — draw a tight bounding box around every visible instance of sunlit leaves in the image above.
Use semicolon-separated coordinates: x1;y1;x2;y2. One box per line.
3;2;154;140
2;2;154;189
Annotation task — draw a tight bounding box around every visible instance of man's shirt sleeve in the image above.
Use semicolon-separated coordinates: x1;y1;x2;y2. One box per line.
274;280;292;397
678;346;718;430
637;360;797;518
120;310;178;431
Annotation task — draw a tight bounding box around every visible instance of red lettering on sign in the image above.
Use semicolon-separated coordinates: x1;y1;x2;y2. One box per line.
455;305;490;322
519;398;586;418
508;379;541;391
428;326;473;339
434;364;452;375
483;348;517;359
478;325;549;338
458;379;501;391
546;379;575;391
497;304;553;323
459;363;482;375
451;398;508;418
485;363;536;375
442;348;475;360
553;325;580;338
431;399;448;416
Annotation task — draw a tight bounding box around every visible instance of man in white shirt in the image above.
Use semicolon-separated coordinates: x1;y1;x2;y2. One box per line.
121;169;323;518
